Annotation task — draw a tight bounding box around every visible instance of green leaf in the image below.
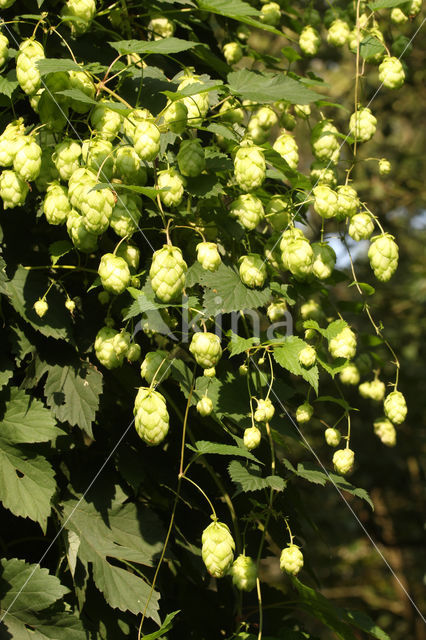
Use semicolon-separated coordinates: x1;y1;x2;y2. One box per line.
93;182;160;201
0;438;56;530
198;0;259;18
49;240;73;266
348;281;375;296
204;122;239;142
269;282;296;305
188;440;261;463
109;37;199;55
228;460;286;492
273;337;319;394
227;69;321;105
0;387;64;443
359;35;386;61
368;0;408;8
0;354;14;390
226;331;260;357
36;58;82;75
3;612;87;640
184;174;224;198
0;70;19;99
141;611;181;640
316;354;348;378
56;88;97;106
315;395;352;412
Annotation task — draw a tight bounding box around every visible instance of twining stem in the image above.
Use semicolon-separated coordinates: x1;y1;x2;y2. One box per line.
23;264;98;274
179;475;217;519
97;83;133;108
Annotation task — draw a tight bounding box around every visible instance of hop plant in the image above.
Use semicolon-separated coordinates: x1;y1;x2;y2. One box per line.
234;144;266;192
267;301;287;322
148;16;175;39
265;195;291;231
310;161;337;187
140;351;171;385
16;39;45;95
280;545;304;576
98;253;131;295
80;183;115;235
196;242;221;272
230;194;265;231
43;183;71;225
349;108;377;142
273;132;299;170
65;298;76;314
134;388;170;446
299;26;320;56
219;98;245;124
384;391;407;424
112;331;132;359
359;379;386;402
379;158;391;175
296;401;313;424
348;213;375;241
33;298;48;318
163;101;188;134
327;19;350;47
68;71;95;113
95;326;125;369
260;2;281;26
379;56;405;89
116;243;140;271
201;520;235;578
223;42;243;65
127;343;141;362
114;146;147;185
82;138;114;181
62;0;96;34
123;109;151;142
231;555;257;591
254;398;275;422
110;192;142;238
0;170;29;209
333;448;355;475
177;139;205;177
312;243;336;280
150;245;187;302
66;209;98;253
53;139;82;181
177;73;209;126
280;227;304;261
285;238;314;279
239;254;267;288
13;137;41;182
244;426;262;450
311;120;340;164
157;168;185;207
368;234;399;281
189;332;222;369
299;345;316;368
374;418;396;447
0;119;26;167
197;397;213;417
0;33;9;68
325;427;341;447
339;363;360;385
313;185;338;219
133;119;161;161
300;298;323;321
336;185;359;219
329;327;357;360
391;7;408;23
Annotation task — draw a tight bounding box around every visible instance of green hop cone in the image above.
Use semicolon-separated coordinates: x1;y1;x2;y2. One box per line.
16;39;45;95
127;343;141;362
94;326;123;369
157;168;185;207
298;345;316;368
286;238;314;279
405;0;422;17
239;254;267;288
66;209;98;253
300;298;322;321
339;363;360;385
150;245;187;302
43;183;71;225
0;170;29;209
202;520;235;578
0;33;9;67
328;326;357;360
379;158;391;175
38;91;69;133
35;148;60;192
296;401;313;424
265;195;291;231
98;253;131;295
374;418;396;447
223;42;243;65
244;426;261;450
280;545;304;576
196;242;221;272
359;379;386;402
53;139;82;181
310;161;337;187
219;98;244;124
163;101;188;134
33;298;48;318
254;398;275;422
312;243;336;280
333;448;355;475
348;212;374;241
177;139;205;177
267;301;287;323
299;26;320;56
80;184;115;235
294;104;311;119
260;2;281;26
133;119;161;162
311;120;340;164
336;185;359;219
116;243;140;271
13;137;42;181
325;427;341;447
68;168;97;209
327;19;350;47
234;144;266;192
312;185;338;219
140;351;171;385
148;16;175;39
65;298;76;314
114;146;147;185
0;119;26;167
231;555;257;591
91;100;122;140
189;332;222;369
379;56;405;89
230;194;265;231
197;396;213;417
62;0;96;35
390;8;408;23
177;73;209;127
272;132;299;170
68;70;95;113
134;388;170;446
384;391;407;424
204;366;216;378
110;192;142;238
349;107;377;142
112;330;132;359
368;234;399;282
82;138;114;181
280;227;304;266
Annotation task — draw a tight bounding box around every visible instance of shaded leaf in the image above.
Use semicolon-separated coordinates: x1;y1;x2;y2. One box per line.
109;37;199;55
227;69;321;105
188;440;261;463
228;460;286;492
273;337;319;394
36;59;82;75
0;387;63;443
